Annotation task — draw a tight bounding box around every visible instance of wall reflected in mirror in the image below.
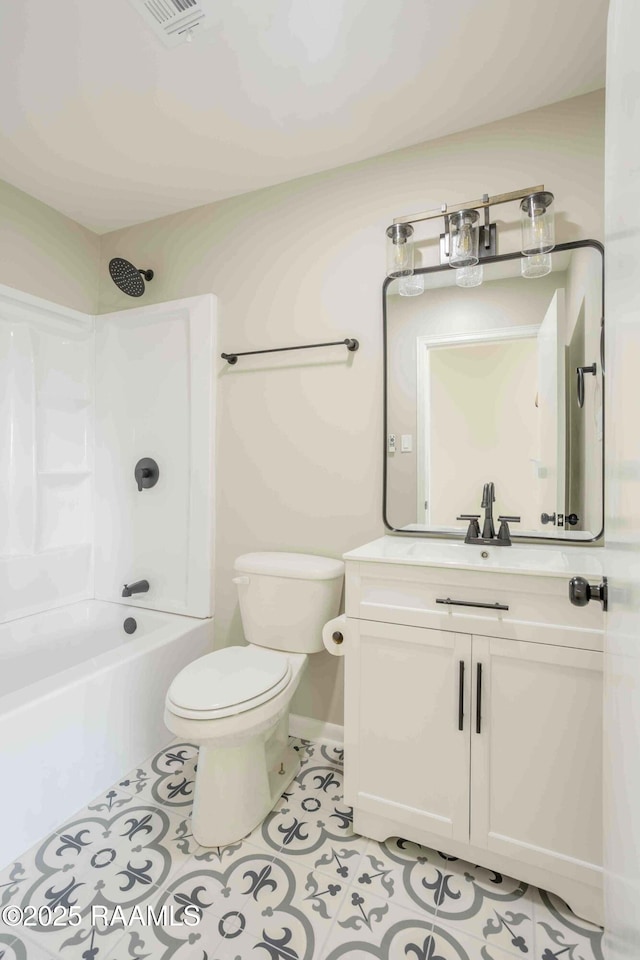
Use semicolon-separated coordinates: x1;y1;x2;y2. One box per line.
385;243;603;540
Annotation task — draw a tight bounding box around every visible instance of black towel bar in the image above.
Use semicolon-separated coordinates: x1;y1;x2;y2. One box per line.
221;338;359;365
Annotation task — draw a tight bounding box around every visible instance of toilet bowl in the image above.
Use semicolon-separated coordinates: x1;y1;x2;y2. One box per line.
164;552;344;847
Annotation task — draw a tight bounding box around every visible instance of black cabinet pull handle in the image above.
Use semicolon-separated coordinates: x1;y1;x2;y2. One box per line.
458;660;465;731
436;598;509;612
476;663;483;734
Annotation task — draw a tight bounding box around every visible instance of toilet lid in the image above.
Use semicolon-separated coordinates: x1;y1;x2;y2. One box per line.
167;646;290;714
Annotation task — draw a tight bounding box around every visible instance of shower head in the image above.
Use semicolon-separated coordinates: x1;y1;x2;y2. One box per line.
108;258;154;298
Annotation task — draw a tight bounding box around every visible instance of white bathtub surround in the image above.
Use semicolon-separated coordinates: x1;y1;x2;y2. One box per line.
165;552;344;847
0;285;94;623
94;295;216;618
0;286;216;626
0;735;603;960
0;600;213;869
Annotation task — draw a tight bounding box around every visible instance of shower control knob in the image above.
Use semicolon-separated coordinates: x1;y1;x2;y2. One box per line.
134;458;159;492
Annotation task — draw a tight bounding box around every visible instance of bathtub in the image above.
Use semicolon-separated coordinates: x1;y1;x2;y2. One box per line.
0;600;213;868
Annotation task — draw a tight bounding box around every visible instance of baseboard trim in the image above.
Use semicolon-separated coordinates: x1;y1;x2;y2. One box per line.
289;713;344;745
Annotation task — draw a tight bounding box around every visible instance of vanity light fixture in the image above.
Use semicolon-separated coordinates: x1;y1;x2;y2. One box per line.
399;273;425;296
455;264;484;288
386;184;555;290
448;209;480;267
521;252;552;278
520;191;555;255
386;223;414;277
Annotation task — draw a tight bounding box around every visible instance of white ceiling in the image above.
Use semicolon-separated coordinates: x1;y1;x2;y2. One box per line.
0;0;608;234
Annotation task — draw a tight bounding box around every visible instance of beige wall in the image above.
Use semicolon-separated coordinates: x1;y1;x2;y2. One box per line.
96;90;604;727
0;179;100;314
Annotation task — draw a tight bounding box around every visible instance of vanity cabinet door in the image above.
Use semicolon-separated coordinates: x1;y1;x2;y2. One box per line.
345;619;471;843
470;635;603;888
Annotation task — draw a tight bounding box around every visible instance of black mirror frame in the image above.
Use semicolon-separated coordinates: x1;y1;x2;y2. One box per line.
382;238;605;543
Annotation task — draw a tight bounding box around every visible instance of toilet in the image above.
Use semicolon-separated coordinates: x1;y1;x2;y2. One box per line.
164;552;344;847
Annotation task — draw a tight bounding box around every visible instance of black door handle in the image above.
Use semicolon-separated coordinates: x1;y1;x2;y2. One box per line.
577;363;597;409
569;576;608;611
458;661;465;731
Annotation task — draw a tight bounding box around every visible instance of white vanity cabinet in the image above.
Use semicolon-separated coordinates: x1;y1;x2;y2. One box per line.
342;538;604;924
349;620;472;843
469;636;602;884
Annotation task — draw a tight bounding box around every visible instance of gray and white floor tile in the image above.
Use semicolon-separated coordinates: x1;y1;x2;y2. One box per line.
290;736;345;770
533;888;605;960
0;736;604;960
428;849;537;956
0;932;57;960
323;886;433;957
240;853;349;947
256;755;366;871
0;787;202;958
118;741;199;811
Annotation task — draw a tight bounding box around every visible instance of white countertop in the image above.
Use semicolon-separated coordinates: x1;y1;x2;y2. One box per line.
343;536;604;579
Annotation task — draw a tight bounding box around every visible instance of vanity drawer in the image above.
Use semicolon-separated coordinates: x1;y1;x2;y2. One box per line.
345;560;604;650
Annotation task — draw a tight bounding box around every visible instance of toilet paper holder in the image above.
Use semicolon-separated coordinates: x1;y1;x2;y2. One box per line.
323;614;347;656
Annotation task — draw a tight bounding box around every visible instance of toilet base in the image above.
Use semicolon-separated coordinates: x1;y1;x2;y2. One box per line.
191;718;301;847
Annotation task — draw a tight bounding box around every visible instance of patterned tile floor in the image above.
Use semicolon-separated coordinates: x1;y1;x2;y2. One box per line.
0;737;604;959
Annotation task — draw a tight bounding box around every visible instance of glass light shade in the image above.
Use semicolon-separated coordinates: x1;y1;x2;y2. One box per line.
520;191;555;254
455;264;483;288
521;252;552;278
386;223;414;277
399;273;425;296
448;209;480;267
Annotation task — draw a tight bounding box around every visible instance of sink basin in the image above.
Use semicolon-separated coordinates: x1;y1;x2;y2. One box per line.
343;536;604;579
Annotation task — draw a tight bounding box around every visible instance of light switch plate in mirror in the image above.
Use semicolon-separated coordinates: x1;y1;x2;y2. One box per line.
382;239;604;543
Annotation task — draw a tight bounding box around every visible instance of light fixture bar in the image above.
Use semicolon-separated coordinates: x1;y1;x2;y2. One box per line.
482;194;491;250
393;184;545;227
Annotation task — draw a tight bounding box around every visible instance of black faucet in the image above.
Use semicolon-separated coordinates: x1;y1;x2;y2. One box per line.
122;580;149;598
458;483;520;546
481;482;496;540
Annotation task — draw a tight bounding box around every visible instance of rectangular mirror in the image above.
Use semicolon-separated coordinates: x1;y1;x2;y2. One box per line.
384;241;604;541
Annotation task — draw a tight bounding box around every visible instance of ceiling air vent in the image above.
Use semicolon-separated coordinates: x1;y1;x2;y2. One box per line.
129;0;217;48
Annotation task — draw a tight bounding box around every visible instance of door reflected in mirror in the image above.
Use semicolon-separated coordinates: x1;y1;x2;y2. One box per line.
384;243;603;540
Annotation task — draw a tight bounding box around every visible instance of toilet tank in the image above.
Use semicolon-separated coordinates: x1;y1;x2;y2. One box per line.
234;553;344;654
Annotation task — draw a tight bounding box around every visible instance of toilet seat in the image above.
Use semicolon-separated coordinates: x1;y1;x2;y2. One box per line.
166;646;292;720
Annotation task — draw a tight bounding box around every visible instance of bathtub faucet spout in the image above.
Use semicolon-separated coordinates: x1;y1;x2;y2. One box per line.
122;580;149;598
